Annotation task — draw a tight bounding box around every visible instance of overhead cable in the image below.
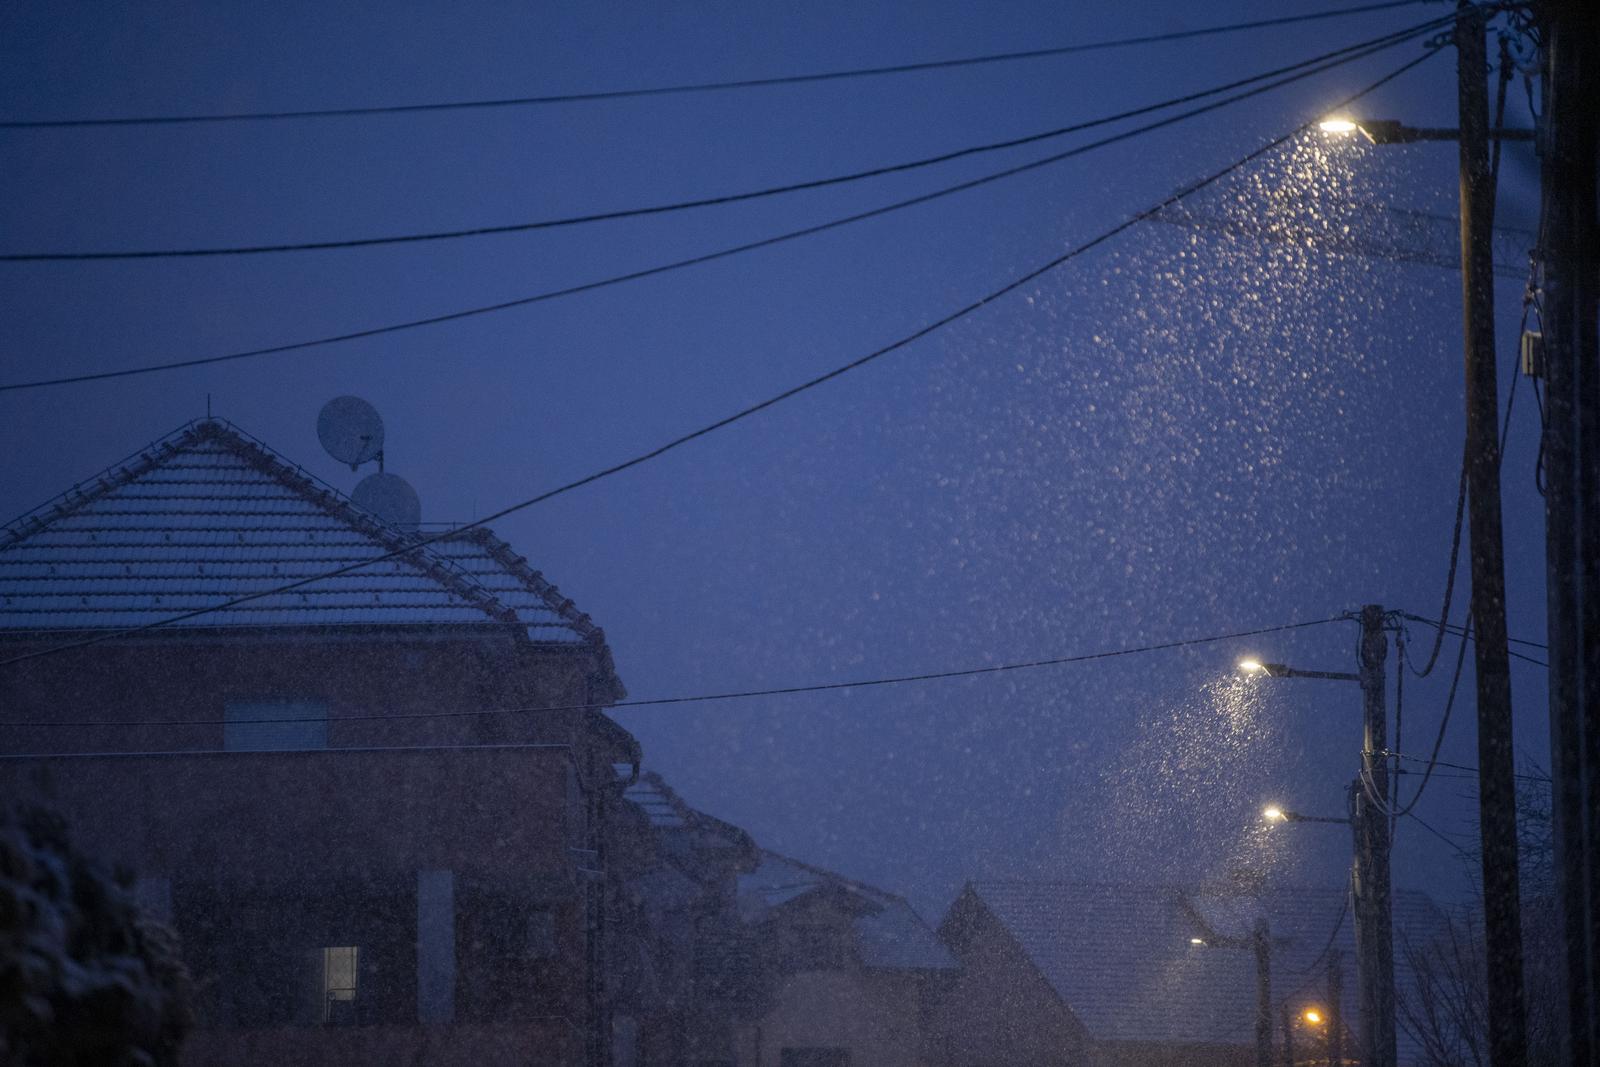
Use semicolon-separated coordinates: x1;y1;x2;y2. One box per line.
0;17;1455;263
0;616;1345;730
0;47;1443;666
0;27;1449;395
0;1;1433;130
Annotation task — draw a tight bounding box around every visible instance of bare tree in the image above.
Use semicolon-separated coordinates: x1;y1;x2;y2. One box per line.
1395;768;1561;1066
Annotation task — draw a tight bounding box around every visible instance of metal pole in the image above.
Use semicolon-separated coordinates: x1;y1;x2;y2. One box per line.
1357;604;1396;1067
1328;948;1344;1067
1256;917;1274;1067
1538;0;1600;1060
1455;9;1530;1065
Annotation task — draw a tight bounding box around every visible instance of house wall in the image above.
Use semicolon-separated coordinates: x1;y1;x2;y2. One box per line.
932;890;1088;1067
0;744;595;1066
742;968;928;1067
0;630;604;755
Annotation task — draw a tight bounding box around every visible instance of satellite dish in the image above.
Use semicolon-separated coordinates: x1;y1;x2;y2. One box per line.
352;473;421;532
317;396;385;470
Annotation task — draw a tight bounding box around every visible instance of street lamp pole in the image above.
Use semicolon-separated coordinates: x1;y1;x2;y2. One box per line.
1243;605;1394;1067
1455;9;1529;1065
1353;604;1397;1067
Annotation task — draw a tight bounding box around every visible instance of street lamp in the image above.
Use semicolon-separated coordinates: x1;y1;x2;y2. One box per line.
1237;658;1358;682
1321;21;1536;1059
1316;114;1534;144
1304;1008;1325;1026
1261;804;1350;827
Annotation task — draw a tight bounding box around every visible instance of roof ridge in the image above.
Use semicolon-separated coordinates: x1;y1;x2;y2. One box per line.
756;847;912;910
206;423;518;627
446;525;625;700
1;419;209;549
0;418;523;631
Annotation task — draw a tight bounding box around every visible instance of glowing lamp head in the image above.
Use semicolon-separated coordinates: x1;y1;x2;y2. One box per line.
1304;1009;1324;1025
1263;805;1287;823
1238;658;1265;674
1318;117;1359;134
1189;937;1206;946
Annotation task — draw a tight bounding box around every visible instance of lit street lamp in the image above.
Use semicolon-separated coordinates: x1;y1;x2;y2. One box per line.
1321;15;1534;1061
1317;114;1534;144
1239;658;1358;683
1261;804;1350;827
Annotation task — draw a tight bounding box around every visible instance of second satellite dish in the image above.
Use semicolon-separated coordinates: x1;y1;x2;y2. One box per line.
317;396;385;470
352;473;421;532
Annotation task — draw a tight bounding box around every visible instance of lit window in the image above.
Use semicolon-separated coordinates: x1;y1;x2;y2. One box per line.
322;946;359;1023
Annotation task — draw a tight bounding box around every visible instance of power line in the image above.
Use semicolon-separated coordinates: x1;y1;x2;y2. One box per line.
0;27;1449;395
0;49;1442;667
1391;752;1552;785
0;2;1433;130
1402;612;1549;663
0;616;1345;731
0;18;1453;263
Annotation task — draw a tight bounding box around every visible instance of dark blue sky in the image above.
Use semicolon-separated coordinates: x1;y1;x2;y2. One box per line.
0;1;1548;918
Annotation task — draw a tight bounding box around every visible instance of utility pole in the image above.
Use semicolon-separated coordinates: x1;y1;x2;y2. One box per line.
1455;8;1529;1065
1255;917;1274;1067
1328;949;1344;1067
1537;0;1600;1061
1283;1004;1297;1067
1351;604;1396;1067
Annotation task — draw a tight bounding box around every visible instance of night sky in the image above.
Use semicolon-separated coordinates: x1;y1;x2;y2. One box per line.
0;1;1548;919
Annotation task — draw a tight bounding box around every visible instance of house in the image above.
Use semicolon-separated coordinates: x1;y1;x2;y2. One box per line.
608;774;958;1067
0;417;640;1065
733;850;958;1067
608;772;769;1066
934;880;1444;1067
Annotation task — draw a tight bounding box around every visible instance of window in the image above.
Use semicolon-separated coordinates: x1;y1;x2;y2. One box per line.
224;700;329;751
322;946;359;1024
780;1051;850;1067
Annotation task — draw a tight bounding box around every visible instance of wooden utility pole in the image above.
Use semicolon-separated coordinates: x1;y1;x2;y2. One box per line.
1352;605;1396;1067
1255;917;1275;1067
1283;1004;1297;1067
1454;8;1529;1064
1538;0;1600;1061
1327;949;1344;1067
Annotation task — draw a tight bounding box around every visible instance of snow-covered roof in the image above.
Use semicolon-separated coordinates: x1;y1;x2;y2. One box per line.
740;851;958;972
0;420;622;693
961;880;1442;1055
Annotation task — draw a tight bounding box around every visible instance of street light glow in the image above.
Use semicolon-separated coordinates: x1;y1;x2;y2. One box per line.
1263;805;1286;823
1318;117;1359;134
1304;1008;1325;1025
1189;937;1206;945
1238;658;1264;673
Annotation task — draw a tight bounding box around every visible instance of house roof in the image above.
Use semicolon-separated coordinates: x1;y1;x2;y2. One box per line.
0;419;623;694
960;880;1442;1056
740;850;958;972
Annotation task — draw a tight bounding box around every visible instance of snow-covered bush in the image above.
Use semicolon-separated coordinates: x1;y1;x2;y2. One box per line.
0;807;191;1066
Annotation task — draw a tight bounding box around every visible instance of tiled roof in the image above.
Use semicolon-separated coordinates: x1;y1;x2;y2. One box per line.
963;880;1443;1057
0;420;622;690
741;850;958;972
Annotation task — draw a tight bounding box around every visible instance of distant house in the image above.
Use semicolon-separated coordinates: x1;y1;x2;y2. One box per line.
934;881;1444;1067
734;850;958;1067
0;418;639;1066
610;772;768;1066
611;773;958;1067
